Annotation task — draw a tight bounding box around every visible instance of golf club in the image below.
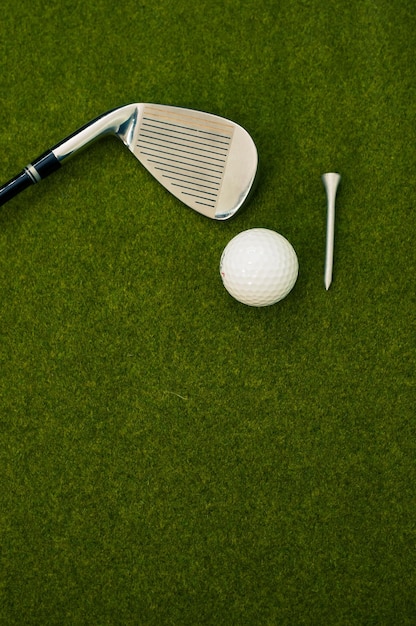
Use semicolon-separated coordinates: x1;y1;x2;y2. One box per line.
0;103;258;220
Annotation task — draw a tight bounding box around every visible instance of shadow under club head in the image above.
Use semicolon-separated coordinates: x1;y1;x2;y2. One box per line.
0;103;259;220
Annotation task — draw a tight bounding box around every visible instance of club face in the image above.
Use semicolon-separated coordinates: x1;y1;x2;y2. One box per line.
125;104;258;220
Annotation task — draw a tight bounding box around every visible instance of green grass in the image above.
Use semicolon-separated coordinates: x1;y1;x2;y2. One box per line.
0;0;415;624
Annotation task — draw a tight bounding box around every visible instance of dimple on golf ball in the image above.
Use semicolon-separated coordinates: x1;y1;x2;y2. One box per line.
220;228;298;306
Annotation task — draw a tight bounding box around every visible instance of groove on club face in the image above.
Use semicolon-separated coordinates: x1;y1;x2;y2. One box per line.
129;104;258;220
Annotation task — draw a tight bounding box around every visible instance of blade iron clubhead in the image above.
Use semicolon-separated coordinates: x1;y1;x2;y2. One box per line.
128;104;258;220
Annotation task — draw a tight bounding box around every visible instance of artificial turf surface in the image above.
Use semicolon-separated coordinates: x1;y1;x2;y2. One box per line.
0;0;415;624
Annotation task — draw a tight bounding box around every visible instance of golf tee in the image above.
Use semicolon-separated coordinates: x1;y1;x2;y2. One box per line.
322;172;341;290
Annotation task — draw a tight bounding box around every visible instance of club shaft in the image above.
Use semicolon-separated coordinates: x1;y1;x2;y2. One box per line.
0;105;137;207
0;151;61;207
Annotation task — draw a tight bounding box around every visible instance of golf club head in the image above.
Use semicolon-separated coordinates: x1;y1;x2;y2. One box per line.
0;103;258;220
121;104;258;220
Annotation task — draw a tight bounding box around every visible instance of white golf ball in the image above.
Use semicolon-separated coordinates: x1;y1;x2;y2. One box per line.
220;228;298;306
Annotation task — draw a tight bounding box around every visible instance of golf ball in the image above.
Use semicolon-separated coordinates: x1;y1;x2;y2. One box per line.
220;228;298;306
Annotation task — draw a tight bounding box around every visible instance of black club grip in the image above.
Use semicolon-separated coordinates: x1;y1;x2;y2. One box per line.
0;150;61;207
